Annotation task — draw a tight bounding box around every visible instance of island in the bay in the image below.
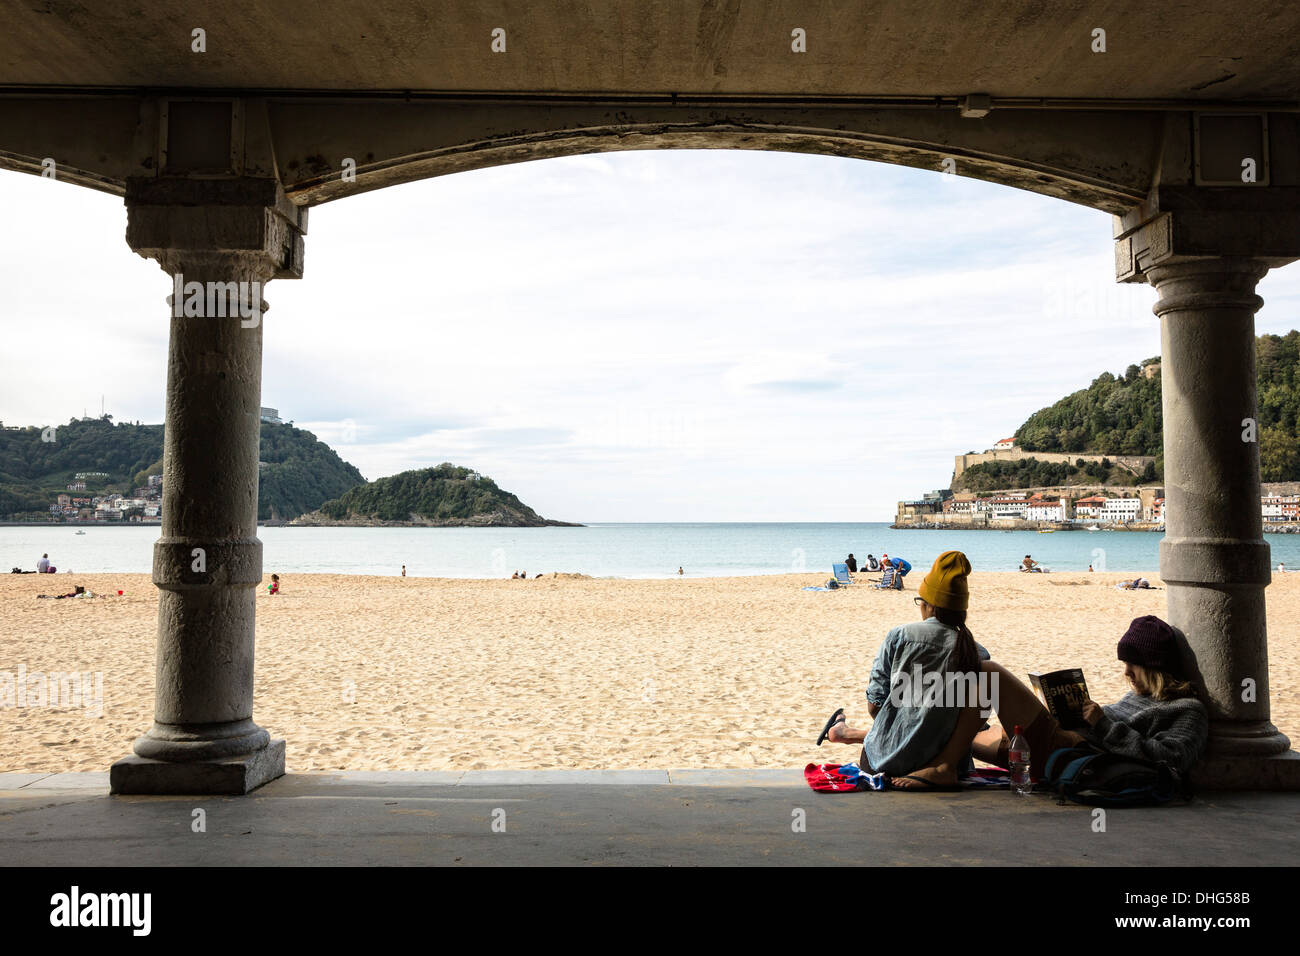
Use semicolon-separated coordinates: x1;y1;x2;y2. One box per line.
894;331;1300;532
292;463;581;527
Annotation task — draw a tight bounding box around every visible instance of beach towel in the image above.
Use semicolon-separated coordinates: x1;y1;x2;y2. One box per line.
804;762;888;792
804;763;1012;793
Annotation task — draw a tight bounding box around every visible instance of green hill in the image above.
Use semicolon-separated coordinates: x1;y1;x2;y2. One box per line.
0;416;365;521
957;330;1300;487
300;463;580;527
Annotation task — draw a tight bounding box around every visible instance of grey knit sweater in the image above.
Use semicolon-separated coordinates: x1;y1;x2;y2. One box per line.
1087;692;1209;774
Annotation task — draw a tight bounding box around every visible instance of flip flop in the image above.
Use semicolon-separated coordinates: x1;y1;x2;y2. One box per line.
816;708;846;746
887;774;964;792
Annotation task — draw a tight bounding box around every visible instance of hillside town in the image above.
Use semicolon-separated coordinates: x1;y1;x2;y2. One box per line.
47;472;163;523
896;438;1300;530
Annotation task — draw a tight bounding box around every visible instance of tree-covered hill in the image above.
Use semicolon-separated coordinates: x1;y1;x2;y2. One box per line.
302;463;580;527
1013;359;1163;459
994;331;1300;483
0;416;364;521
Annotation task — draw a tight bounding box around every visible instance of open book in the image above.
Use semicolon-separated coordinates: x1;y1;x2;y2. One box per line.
1029;668;1090;731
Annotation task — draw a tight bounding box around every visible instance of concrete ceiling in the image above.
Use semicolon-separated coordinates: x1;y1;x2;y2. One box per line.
2;1;1298;102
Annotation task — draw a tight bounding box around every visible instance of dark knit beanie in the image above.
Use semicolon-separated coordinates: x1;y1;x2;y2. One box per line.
1117;615;1179;673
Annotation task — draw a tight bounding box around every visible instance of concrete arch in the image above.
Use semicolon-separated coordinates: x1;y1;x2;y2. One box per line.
265;98;1165;213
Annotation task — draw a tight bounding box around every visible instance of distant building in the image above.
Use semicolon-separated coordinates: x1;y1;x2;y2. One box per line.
985;495;1030;519
67;481;86;492
260;407;282;424
148;474;163;488
1073;495;1107;522
1261;495;1300;523
993;438;1016;449
1026;497;1068;522
1099;497;1142;523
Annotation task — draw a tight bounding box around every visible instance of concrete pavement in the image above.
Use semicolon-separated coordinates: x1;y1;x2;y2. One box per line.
3;770;1298;866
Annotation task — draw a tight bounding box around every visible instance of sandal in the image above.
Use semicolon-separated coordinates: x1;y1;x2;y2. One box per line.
815;708;846;746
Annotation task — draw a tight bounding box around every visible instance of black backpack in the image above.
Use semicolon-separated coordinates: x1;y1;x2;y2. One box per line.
1042;744;1186;807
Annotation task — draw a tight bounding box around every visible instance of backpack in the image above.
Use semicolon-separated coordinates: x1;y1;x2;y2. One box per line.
1042;744;1186;807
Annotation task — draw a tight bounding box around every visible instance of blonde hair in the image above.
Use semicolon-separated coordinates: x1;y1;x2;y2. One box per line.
1129;664;1196;701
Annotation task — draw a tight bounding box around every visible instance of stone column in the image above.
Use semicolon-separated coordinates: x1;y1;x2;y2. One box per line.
110;178;305;795
1148;258;1292;778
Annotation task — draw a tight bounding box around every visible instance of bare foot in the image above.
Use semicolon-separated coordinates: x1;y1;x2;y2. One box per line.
825;714;849;744
889;764;959;789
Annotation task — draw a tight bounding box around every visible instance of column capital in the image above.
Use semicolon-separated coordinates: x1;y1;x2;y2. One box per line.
1114;192;1300;284
1145;257;1269;319
125;176;308;280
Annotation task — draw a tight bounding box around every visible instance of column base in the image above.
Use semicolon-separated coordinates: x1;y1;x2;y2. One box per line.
1190;750;1300;791
110;739;285;795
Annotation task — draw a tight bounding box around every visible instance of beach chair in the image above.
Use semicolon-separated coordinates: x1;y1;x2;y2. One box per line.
874;567;898;590
832;563;853;586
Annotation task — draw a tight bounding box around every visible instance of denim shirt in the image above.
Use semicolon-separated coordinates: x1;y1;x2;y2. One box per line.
861;617;968;775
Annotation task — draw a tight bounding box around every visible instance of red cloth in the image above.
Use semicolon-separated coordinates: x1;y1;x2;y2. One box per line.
803;762;863;792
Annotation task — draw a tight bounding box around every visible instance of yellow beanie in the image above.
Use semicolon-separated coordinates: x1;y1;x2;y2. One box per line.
918;550;972;611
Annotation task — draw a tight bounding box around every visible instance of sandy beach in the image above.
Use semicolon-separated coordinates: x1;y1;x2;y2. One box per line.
3;571;1297;773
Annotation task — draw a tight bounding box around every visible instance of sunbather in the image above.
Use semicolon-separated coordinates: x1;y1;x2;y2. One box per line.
1116;577;1154;590
822;551;990;790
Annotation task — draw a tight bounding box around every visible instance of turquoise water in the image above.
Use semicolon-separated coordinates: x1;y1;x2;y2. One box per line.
7;522;1300;577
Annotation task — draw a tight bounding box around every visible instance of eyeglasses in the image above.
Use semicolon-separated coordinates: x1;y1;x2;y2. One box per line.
913;597;926;607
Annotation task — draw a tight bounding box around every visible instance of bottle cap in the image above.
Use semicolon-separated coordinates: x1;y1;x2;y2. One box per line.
1013;724;1022;735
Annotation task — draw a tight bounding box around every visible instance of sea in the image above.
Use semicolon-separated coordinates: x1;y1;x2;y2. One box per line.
7;522;1300;578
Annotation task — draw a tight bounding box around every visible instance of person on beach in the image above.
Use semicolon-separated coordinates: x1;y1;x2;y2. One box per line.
1021;555;1040;572
678;567;684;575
512;571;520;579
884;556;911;583
37;553;50;573
865;554;880;572
1116;577;1153;590
401;565;406;577
965;615;1208;780
268;574;280;595
823;551;991;790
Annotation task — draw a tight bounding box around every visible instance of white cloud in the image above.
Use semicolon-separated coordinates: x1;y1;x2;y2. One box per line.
2;149;1298;521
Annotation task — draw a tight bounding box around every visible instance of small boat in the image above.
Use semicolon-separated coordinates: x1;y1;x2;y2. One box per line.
1086;525;1100;532
1037;528;1055;533
74;530;86;535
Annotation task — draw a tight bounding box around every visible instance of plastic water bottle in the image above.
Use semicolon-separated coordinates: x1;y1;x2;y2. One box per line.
1009;724;1032;795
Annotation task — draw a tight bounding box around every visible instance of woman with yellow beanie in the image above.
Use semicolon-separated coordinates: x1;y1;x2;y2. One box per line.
823;550;991;790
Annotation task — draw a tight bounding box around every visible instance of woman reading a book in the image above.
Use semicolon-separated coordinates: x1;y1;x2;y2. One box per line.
822;550;991;790
970;615;1209;778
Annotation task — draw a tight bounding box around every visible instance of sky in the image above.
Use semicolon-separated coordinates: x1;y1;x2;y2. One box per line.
2;151;1298;522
